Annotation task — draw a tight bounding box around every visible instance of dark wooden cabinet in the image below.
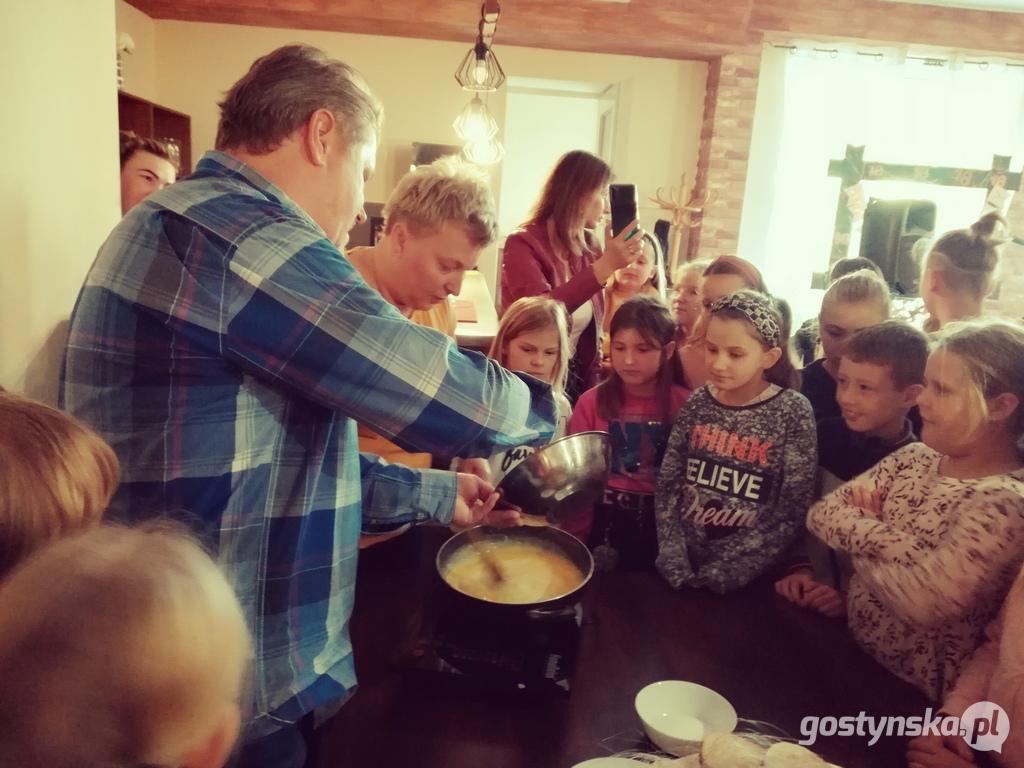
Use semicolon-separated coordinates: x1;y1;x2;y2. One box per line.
117;91;192;174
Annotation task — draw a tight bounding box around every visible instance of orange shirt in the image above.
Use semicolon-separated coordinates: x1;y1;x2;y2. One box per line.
348;246;457;468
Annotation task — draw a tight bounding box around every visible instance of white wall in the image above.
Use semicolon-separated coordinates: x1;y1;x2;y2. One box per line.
131;19;706;290
115;0;157;100
0;4;706;398
0;0;121;400
499;90;602;236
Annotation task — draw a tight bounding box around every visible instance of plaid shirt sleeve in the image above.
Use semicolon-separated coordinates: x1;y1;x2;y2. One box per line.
60;152;558;734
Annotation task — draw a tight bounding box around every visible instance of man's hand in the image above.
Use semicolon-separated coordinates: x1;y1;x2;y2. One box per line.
455;458;491;482
451;472;523;529
907;733;975;768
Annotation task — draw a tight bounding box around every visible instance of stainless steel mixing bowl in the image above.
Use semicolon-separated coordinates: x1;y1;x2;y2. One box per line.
495;431;613;524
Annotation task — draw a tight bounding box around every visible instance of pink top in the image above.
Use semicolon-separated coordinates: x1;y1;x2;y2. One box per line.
564;384;691;539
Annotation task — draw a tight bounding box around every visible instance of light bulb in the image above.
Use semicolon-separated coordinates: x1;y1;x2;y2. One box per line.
473;57;488;85
453;97;497;142
464;136;505;166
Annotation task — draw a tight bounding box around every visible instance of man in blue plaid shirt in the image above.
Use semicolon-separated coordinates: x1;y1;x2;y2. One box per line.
60;44;557;768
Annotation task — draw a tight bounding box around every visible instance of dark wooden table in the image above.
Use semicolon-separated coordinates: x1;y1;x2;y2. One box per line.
315;526;929;768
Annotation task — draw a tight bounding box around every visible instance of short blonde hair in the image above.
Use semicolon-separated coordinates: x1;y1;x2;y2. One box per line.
383;156;497;248
0;392;119;579
0;523;252;768
820;268;891;317
934;317;1024;445
489;296;570;394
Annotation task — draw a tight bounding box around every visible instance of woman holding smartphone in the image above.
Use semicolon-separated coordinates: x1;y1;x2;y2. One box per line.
501;150;642;402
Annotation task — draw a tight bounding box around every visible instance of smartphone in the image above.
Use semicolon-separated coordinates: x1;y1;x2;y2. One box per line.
609;183;639;238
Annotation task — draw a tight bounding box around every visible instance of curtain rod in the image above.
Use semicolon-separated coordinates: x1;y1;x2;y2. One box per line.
767;42;1024;70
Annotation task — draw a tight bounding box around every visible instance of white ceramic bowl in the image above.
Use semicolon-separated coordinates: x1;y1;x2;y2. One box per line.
634;681;738;756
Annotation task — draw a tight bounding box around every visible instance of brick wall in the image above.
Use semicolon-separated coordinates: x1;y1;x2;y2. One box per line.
688;42;763;263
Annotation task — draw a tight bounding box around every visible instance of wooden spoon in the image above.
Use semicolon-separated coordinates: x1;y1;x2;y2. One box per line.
464;527;505;583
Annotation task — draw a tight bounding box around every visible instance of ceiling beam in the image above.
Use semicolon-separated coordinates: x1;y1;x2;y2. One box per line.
126;0;1024;59
124;0;756;60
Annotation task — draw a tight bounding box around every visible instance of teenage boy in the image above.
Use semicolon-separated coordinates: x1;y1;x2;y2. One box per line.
775;320;930;617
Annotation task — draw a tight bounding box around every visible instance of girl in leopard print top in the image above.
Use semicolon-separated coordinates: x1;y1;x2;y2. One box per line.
808;318;1024;701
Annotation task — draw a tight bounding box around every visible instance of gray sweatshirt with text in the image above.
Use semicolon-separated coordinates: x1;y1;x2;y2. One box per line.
655;386;817;593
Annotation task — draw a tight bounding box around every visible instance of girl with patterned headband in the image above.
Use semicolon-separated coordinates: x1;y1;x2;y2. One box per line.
655;289;817;593
676;255;769;391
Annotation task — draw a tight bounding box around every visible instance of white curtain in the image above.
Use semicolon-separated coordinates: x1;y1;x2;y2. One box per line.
739;45;1024;324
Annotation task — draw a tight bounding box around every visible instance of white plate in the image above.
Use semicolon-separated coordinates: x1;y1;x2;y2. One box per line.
572;759;648;768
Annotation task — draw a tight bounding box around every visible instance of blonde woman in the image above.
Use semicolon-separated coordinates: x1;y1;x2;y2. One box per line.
0;523;252;768
347;156;497;473
670;257;712;348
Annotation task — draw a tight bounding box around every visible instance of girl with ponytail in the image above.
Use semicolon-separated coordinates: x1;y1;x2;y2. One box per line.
920;211;1007;331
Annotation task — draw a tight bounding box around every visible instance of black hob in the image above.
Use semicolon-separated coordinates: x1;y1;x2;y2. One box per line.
397;584;582;700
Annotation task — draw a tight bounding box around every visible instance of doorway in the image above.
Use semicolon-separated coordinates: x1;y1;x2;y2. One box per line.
498;78;618;239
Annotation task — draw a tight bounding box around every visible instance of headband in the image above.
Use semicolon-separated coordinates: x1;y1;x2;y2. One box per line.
710;292;781;348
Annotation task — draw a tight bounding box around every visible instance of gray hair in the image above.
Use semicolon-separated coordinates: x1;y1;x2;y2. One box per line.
215;44;384;154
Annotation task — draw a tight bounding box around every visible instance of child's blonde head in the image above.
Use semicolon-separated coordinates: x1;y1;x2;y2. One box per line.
820;268;891;316
933;318;1024;445
925;212;1006;300
0;392;119;579
0;522;251;768
828;256;884;283
489;296;570;394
